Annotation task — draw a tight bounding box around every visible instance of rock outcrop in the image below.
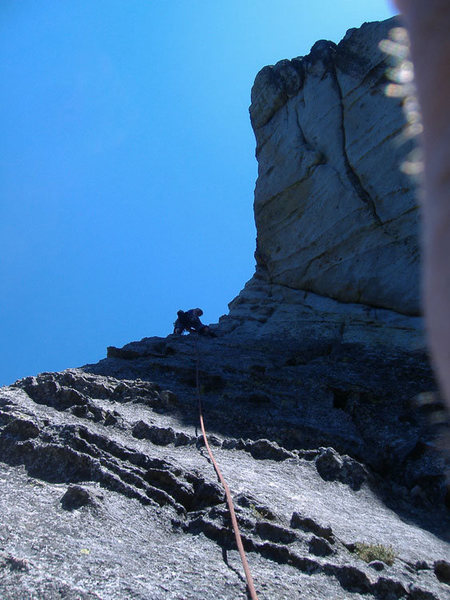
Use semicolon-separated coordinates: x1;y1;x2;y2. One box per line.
223;17;423;351
0;17;448;600
0;334;449;599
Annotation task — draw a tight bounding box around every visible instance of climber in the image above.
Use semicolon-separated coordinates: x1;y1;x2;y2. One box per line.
173;308;216;337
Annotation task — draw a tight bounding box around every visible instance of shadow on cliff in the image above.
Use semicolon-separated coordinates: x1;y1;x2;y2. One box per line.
80;331;450;543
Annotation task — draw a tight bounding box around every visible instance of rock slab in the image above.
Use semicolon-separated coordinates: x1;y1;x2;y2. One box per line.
249;17;420;319
0;332;448;599
0;17;448;600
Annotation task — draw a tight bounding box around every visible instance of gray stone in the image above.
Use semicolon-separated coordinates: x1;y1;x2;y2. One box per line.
0;16;449;600
368;560;385;571
290;512;334;541
316;447;344;481
434;560;450;585
229;16;425;356
251;16;420;318
0;328;447;599
308;536;334;557
60;484;96;511
222;271;425;352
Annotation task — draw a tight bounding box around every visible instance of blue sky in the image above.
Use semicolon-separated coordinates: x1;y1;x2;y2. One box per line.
0;1;396;386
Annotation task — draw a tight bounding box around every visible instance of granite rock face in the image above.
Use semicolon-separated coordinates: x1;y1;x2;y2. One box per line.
249;17;420;321
0;17;448;600
221;270;425;351
0;334;448;599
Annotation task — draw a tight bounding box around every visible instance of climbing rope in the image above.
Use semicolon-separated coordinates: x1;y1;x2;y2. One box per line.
194;334;259;600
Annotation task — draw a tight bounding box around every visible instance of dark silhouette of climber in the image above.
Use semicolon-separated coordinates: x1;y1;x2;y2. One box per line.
173;308;216;337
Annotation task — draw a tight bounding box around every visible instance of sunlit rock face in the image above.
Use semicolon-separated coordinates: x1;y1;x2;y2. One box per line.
0;19;448;600
248;17;419;319
222;272;425;351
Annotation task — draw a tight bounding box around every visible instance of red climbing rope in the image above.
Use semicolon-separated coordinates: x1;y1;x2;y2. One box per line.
194;334;259;600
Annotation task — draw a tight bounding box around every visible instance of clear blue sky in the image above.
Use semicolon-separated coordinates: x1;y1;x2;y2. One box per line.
0;1;396;386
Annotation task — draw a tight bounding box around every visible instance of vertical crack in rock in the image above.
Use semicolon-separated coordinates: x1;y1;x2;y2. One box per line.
293;102;317;157
327;50;384;227
244;17;421;316
0;16;448;600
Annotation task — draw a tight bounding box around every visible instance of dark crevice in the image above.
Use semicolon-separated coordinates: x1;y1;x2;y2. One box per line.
326;49;384;227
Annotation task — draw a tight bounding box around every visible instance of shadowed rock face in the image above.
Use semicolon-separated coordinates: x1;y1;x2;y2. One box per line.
249;17;420;318
0;17;449;600
0;333;448;599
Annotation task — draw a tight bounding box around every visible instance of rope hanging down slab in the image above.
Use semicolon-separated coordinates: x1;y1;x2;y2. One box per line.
194;335;259;600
